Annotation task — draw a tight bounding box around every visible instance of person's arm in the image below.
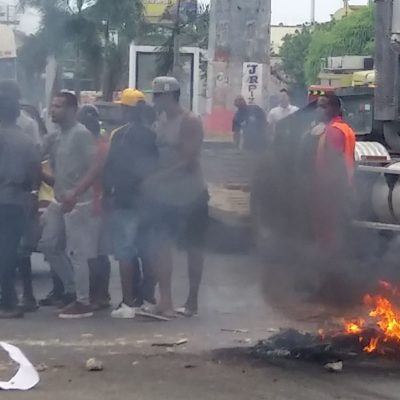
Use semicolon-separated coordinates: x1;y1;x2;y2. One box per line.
180;114;204;166
267;108;275;125
29;117;42;148
27;148;42;192
42;171;55;187
267;109;277;136
232;113;240;134
40;133;56;187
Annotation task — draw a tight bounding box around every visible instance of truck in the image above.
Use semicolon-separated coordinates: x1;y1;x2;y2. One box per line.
0;24;17;80
251;0;400;245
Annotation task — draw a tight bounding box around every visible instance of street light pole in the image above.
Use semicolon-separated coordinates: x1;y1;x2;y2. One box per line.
311;0;315;25
172;0;182;78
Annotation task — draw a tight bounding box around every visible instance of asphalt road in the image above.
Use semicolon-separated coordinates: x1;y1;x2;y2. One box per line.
0;251;399;400
2;147;400;399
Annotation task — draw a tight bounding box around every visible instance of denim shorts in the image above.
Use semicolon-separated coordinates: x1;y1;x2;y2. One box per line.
144;192;209;248
111;209;139;262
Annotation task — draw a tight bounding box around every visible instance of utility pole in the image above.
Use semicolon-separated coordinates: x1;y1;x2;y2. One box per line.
311;0;316;25
343;0;349;17
206;0;271;133
172;0;182;78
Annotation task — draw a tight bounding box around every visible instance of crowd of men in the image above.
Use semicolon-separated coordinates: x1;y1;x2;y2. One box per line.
232;87;356;251
0;76;208;320
0;74;356;320
232;89;299;151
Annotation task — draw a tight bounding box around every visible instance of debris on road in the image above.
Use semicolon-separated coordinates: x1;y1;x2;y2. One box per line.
152;338;188;347
324;361;343;373
81;334;94;339
136;310;171;321
266;328;280;334
35;363;48;372
85;358;104;371
132;361;139;366
0;342;40;391
221;329;249;334
265;349;291;358
234;338;253;344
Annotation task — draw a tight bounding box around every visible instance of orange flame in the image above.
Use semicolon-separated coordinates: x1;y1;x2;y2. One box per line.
344;319;365;335
340;281;400;354
364;337;379;353
367;295;400;341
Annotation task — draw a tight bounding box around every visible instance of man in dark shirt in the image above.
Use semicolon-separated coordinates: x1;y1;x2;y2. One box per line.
232;96;268;151
0;94;41;319
232;96;247;148
104;98;159;318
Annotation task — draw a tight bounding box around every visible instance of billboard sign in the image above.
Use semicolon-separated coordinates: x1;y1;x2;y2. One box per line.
242;62;263;105
144;0;197;24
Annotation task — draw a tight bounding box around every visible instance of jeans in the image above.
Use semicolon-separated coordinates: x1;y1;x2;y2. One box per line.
64;203;100;305
0;205;25;310
38;202;75;296
39;202;100;305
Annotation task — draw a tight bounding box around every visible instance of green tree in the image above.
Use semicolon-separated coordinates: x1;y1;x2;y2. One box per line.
88;0;144;100
280;26;312;90
154;4;209;76
18;0;144;100
18;0;103;99
279;6;375;88
304;6;374;85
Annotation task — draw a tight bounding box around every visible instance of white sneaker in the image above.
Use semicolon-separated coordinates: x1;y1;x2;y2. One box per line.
111;303;136;319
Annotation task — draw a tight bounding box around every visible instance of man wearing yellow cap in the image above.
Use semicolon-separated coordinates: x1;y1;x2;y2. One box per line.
111;89;147;139
103;88;159;318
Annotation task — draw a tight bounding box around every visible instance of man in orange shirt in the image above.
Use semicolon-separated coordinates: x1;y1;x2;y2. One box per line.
314;94;356;250
78;105;111;309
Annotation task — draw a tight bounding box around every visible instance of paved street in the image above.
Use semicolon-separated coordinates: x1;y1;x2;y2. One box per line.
1;147;400;399
0;250;399;399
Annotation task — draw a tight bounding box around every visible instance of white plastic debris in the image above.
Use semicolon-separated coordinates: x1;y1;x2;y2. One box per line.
152;338;188;347
324;361;343;373
265;349;291;358
85;358;104;371
0;342;40;391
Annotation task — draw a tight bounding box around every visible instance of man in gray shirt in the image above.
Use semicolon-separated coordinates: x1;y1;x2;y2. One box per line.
0;80;42;312
0;80;42;147
41;92;102;319
0;94;41;319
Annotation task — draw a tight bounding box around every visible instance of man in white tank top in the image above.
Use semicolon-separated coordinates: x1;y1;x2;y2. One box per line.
146;76;208;317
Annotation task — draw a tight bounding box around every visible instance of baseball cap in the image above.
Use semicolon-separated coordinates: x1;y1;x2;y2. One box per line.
152;76;181;94
115;88;145;107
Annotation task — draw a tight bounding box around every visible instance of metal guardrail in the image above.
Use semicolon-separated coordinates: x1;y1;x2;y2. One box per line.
357;165;400;175
353;220;400;232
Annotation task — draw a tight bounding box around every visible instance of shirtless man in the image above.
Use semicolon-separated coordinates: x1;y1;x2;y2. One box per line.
148;76;208;317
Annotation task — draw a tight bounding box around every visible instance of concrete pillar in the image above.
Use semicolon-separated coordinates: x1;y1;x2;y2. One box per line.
205;0;271;135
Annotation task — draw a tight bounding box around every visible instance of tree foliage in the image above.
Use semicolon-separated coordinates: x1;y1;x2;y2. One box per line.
18;0;207;99
17;0;144;99
280;5;375;88
153;4;209;76
279;26;312;90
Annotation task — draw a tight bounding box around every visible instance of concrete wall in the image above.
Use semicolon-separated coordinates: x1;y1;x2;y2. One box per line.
270;25;300;56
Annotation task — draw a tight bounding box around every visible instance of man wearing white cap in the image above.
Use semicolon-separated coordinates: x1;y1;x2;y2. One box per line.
146;76;208;317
